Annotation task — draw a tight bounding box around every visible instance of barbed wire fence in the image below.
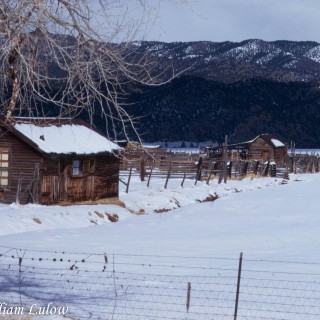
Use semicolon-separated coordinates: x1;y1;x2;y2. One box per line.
1;246;320;319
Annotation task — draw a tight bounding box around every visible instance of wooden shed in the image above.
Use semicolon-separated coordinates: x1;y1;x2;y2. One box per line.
205;134;287;164
246;134;287;164
0;118;122;205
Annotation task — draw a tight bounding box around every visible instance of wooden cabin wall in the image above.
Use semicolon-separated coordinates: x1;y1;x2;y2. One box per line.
274;148;286;164
40;158;60;204
249;138;276;163
0;131;43;204
94;154;119;199
248;138;286;164
40;154;120;204
62;154;119;203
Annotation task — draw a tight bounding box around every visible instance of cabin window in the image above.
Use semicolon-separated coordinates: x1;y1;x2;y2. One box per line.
0;148;9;187
72;159;82;176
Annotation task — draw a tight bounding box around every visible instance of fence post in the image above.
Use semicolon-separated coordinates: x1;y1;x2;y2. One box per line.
147;167;153;187
218;135;228;184
125;166;132;193
195;156;203;185
312;156;316;174
242;161;248;178
234;252;243;320
18;249;26;308
227;161;232;179
284;144;289;179
186;282;191;312
111;254;118;318
206;162;214;185
140;155;146;181
306;157;311;173
181;170;187;187
293;143;296;174
194;163;202;185
164;163;172;189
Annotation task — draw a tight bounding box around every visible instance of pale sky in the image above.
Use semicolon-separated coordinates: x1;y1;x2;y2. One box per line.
141;0;320;43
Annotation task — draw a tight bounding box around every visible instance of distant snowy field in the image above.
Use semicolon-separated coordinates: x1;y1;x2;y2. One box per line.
2;174;320;319
295;148;320;154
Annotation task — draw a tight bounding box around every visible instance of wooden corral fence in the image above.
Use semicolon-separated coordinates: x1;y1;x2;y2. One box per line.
119;148;290;192
120;148;201;192
119;140;320;192
288;152;320;174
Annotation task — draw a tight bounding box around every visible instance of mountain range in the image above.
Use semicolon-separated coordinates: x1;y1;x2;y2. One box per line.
135;39;320;82
125;39;320;147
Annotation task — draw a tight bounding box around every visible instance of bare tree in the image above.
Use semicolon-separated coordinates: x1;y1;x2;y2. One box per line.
0;0;181;140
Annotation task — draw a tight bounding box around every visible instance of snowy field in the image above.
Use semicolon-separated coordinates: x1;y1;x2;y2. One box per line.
1;174;320;319
1;174;319;260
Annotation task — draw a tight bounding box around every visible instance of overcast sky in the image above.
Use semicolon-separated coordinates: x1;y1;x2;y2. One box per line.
140;0;320;43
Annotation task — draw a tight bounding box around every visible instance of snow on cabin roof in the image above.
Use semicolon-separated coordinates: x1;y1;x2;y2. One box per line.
271;138;285;148
13;123;122;155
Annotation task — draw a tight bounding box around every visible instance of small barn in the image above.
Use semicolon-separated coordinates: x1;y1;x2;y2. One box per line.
205;134;287;164
0;118;122;205
245;134;287;164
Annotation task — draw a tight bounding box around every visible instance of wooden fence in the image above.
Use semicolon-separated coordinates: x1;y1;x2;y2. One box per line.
119;148;301;192
119;146;320;192
288;153;320;174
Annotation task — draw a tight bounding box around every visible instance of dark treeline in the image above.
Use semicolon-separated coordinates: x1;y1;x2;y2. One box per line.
125;76;320;147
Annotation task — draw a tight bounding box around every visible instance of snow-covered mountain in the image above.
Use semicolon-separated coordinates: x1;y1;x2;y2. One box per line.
134;39;320;82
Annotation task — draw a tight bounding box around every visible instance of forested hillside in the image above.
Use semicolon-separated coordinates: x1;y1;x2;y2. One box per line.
127;76;320;147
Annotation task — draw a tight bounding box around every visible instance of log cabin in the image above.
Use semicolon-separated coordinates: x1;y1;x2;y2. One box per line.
205;134;287;164
0;118;122;204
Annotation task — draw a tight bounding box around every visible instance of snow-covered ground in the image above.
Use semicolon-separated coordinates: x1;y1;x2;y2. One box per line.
1;174;320;319
0;174;318;259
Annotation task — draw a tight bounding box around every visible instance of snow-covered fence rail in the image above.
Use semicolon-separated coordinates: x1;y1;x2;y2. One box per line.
1;247;320;320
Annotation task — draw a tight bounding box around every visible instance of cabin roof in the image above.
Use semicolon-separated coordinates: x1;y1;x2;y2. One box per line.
254;134;285;148
206;134;285;151
2;118;122;155
227;134;285;148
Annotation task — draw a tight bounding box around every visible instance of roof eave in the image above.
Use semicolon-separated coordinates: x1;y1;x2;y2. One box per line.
44;149;122;157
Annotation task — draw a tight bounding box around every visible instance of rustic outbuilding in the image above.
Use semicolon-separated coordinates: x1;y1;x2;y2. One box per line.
0;118;122;204
205;134;287;164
